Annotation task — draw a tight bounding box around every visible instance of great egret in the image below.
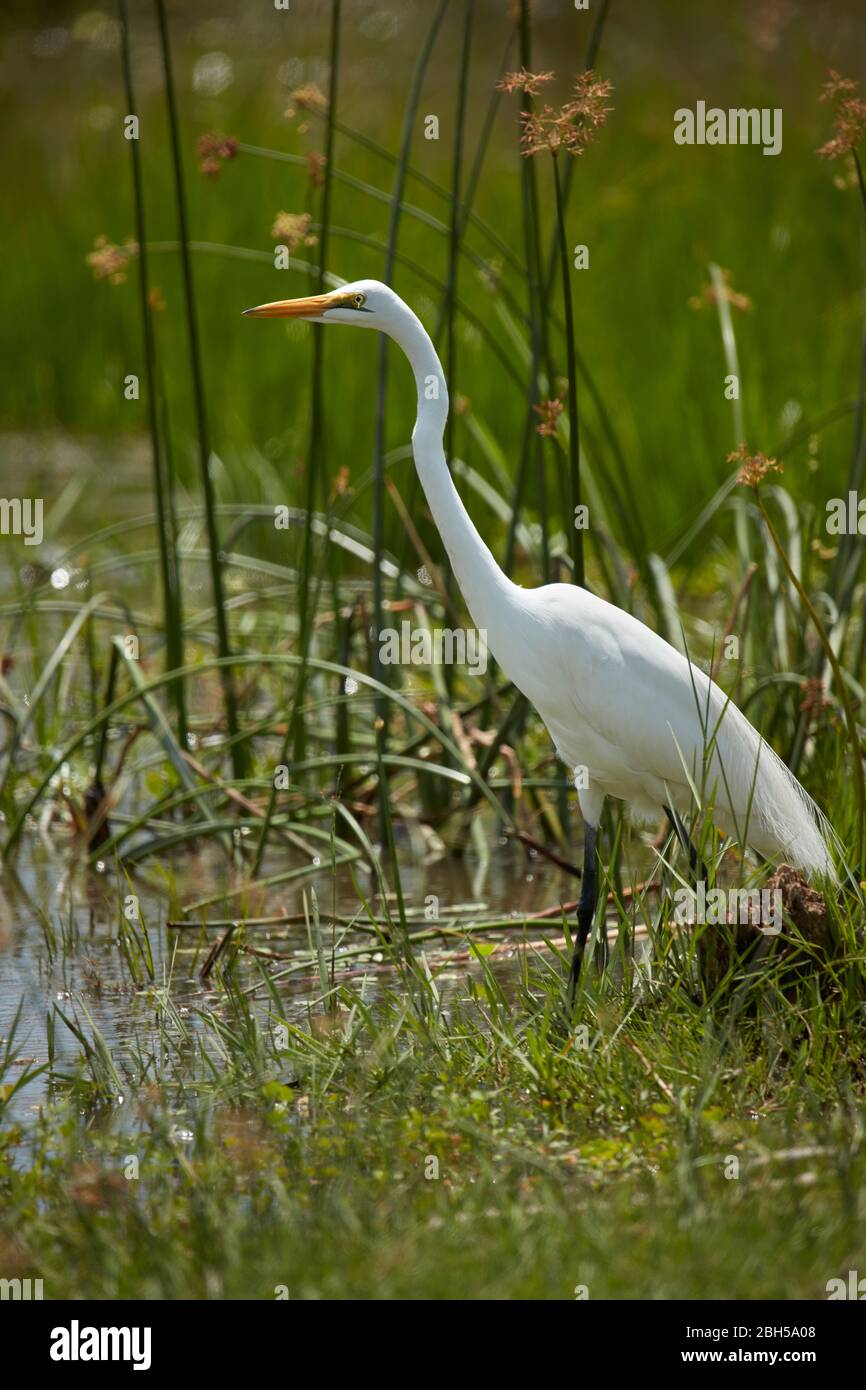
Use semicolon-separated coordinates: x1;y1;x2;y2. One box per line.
245;279;838;986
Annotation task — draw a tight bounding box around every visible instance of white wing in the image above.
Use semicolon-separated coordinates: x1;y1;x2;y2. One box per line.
508;584;837;879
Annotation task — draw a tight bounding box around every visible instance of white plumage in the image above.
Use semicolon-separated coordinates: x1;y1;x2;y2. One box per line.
491;581;836;880
245;278;838;976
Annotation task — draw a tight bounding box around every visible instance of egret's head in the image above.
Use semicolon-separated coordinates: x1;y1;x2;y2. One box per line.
243;278;399;331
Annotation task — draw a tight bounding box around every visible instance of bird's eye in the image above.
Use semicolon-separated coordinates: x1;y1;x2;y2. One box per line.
352;293;366;309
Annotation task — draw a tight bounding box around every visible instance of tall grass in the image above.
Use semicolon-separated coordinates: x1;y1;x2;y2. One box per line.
371;0;450;726
253;0;344;878
117;0;187;748
153;0;246;782
552;149;583;585
289;0;343;769
442;0;476;673
515;0;554;585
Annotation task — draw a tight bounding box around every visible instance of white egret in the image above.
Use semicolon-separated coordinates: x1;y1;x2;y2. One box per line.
245;279;838;987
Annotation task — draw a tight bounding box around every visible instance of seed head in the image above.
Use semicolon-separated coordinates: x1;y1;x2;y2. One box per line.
533;397;565;437
284;83;328;119
306;151;328;190
819;69;858;104
496;68;555;98
86;234;138;285
689;268;752;313
511;71;613;158
270;211;318;250
729;442;783;490
196;131;239;178
817;69;866;159
330;466;352;500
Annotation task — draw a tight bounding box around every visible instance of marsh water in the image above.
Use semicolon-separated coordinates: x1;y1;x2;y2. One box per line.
0;821;611;1120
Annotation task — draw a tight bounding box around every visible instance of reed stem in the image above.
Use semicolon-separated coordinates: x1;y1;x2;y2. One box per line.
153;0;245;780
118;0;187;748
552;152;584;586
254;0;343;877
372;0;450;729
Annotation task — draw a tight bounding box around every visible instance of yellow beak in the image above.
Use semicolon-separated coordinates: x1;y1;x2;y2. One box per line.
243;293;332;319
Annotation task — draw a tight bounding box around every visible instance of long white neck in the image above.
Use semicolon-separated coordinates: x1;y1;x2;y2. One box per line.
386;304;519;632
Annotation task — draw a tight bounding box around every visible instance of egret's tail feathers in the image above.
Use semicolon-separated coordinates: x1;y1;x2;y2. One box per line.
716;702;840;882
752;743;838;880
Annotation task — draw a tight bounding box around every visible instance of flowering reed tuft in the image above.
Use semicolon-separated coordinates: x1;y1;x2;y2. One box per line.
270;211;318;250
86;234;138;284
284;83;328;120
729;443;783;490
533;397;565;437
196;132;239;179
498;69;613;158
817;70;866;160
689;268;751;313
496;68;554;98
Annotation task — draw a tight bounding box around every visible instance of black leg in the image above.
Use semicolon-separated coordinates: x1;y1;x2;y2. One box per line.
664;805;706;882
568;822;598;996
